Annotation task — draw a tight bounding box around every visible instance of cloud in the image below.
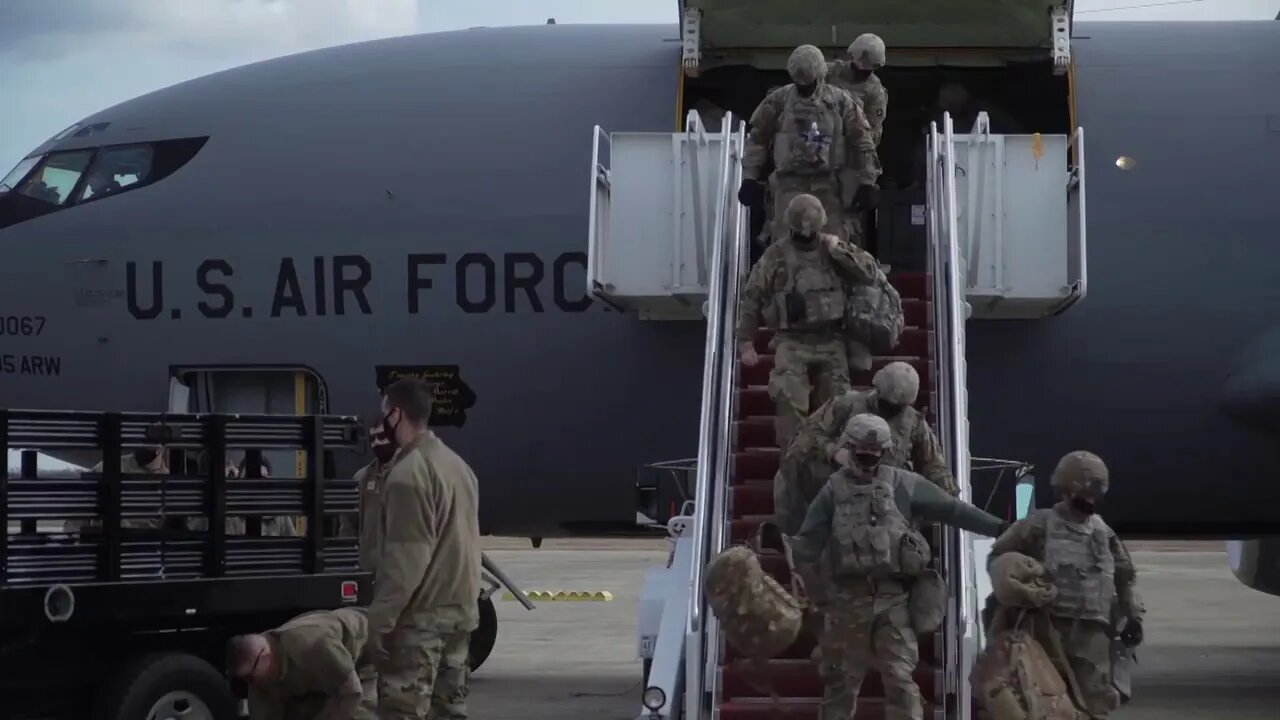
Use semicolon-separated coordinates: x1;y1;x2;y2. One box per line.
0;0;418;170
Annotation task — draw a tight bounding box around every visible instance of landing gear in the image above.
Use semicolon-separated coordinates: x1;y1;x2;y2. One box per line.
468;595;498;672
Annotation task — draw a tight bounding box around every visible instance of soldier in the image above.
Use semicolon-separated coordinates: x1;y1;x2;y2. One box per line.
988;451;1144;718
789;413;1008;720
828;34;889;146
738;44;881;245
227;607;374;720
68;447;169;532
354;422;396;572
828;33;888;249
738;193;882;449
774;361;956;535
367;378;482;720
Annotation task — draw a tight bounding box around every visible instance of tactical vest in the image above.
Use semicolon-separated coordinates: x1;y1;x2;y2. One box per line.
827;467;931;579
1043;511;1116;623
772;86;847;176
771;241;847;332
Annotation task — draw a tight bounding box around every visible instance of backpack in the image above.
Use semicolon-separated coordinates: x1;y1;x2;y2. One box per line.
704;522;805;661
845;268;905;353
971;611;1086;720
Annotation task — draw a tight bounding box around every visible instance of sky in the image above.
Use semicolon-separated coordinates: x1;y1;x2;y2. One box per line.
2;0;1278;171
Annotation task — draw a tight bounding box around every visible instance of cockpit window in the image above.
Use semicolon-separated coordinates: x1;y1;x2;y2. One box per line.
17;150;95;206
0;156;43;195
0;136;208;231
77;144;153;203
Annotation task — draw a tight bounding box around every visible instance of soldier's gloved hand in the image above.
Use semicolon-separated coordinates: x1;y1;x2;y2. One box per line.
738;178;765;208
740;341;760;367
1120;618;1143;647
833;448;851;467
851;183;880;212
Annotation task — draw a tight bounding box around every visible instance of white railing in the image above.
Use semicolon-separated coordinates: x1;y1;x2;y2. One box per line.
928;113;978;718
682;110;749;719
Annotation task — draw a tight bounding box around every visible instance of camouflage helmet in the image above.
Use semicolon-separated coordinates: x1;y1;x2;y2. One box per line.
840;413;893;452
848;33;886;71
1049;450;1110;497
787;44;828;85
872;361;920;406
784;194;826;236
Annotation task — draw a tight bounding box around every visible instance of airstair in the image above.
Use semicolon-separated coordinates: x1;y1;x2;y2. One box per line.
590;101;1086;716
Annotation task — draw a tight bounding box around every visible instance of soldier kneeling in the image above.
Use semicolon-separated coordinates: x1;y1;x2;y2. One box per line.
227;607;376;720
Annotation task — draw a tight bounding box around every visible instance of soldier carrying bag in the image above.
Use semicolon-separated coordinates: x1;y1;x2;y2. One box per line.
704;521;806;714
971;552;1088;720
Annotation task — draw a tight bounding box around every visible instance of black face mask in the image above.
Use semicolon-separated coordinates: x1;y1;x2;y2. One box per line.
852;68;873;81
372;442;397;464
1070;496;1099;516
795;82;817;97
853;452;881;472
793;232;817;247
879;402;907;419
381;410;402;447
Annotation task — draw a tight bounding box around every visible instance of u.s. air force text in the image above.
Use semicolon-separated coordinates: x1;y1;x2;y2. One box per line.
125;252;594;320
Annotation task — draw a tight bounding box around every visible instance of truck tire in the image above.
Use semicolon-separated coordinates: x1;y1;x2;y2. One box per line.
467;595;498;672
94;652;238;720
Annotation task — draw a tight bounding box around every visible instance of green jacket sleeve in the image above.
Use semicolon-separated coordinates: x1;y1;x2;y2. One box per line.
789;483;835;567
906;475;1005;537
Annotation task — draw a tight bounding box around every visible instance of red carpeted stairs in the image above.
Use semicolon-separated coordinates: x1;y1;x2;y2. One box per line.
718;272;945;719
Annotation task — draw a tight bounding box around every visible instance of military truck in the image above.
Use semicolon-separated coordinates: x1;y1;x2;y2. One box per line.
0;409;372;719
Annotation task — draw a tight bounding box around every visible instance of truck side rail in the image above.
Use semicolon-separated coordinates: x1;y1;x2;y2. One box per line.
0;409;372;628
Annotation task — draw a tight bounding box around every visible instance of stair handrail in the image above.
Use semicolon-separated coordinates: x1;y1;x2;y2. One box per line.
928;113;977;718
684;111;748;718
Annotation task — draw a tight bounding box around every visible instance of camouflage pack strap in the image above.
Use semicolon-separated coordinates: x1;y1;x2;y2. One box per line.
750;520;807;602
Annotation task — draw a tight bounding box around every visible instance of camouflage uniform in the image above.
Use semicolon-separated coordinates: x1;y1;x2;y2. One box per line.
828;33;888;249
367;433;482;719
70;451;169;532
989;451;1144;718
790;414;1006;720
740;45;882;245
247;607;376;720
737;194;881;448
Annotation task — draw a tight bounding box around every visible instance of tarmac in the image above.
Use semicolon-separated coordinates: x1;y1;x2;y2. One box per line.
473;537;1280;720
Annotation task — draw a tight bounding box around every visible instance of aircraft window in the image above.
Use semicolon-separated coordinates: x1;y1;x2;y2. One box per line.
77;144;154;203
0;156;42;195
16;150;95;206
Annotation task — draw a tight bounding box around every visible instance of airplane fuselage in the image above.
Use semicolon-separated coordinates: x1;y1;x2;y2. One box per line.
1;21;1279;543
